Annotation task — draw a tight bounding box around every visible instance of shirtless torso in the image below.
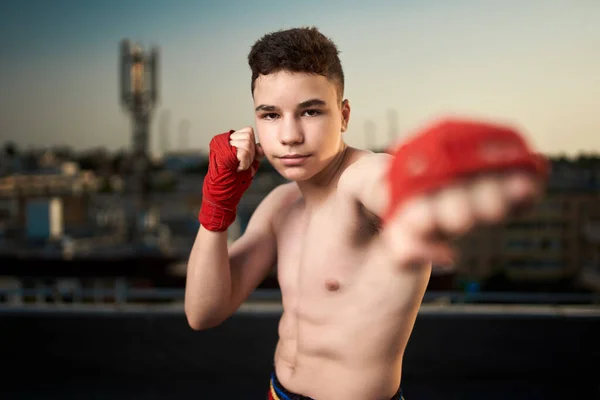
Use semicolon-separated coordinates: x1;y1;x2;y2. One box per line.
265;149;430;400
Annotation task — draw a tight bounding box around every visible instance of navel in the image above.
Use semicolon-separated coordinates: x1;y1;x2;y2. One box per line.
325;279;340;292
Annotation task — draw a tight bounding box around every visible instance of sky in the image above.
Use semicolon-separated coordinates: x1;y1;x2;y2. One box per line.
0;0;598;156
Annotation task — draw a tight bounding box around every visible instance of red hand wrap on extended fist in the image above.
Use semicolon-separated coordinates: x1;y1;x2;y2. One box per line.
199;130;259;232
383;118;550;223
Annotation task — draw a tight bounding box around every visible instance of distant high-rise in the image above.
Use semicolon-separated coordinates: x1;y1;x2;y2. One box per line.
178;120;190;151
387;109;399;147
158;109;171;155
364;120;377;150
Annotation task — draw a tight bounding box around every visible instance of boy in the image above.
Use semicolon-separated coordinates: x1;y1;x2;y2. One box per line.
185;27;547;400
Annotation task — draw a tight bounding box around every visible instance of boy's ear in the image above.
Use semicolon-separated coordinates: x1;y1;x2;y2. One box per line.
341;99;351;132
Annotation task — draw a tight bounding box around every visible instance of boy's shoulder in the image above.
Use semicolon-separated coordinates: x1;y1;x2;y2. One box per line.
338;148;392;194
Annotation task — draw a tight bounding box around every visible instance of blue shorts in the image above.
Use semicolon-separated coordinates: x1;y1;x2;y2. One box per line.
268;371;404;400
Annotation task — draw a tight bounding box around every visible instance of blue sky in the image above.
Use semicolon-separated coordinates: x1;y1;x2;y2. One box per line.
1;0;598;156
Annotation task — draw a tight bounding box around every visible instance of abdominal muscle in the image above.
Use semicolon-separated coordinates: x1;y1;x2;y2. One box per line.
273;282;422;400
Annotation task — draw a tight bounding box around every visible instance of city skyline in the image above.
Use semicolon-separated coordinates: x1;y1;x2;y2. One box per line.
1;0;599;156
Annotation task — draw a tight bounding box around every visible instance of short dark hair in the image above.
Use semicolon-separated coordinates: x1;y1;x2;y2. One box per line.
247;27;345;100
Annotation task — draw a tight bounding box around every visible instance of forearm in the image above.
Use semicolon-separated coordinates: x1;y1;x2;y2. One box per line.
184;225;233;329
184;128;265;329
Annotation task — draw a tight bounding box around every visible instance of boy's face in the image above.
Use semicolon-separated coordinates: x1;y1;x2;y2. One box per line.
252;71;350;182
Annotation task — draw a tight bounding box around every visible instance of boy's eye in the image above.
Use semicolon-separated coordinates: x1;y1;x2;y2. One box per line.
262;113;279;120
303;109;321;117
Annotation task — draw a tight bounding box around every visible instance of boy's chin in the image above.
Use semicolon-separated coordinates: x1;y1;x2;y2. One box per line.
278;167;314;182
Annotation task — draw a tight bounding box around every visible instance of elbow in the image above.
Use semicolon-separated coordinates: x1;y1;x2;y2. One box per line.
185;312;219;331
186;316;214;331
185;305;225;331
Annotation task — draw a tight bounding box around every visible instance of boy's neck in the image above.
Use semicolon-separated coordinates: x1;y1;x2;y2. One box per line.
295;142;351;207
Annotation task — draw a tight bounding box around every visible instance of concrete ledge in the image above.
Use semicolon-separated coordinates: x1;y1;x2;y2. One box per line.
2;301;600;317
2;302;599;387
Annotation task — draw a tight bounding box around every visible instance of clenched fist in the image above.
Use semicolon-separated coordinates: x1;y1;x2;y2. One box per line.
383;171;543;266
229;127;264;174
381;118;548;267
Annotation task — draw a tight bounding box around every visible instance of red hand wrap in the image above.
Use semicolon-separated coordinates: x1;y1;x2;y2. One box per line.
199;130;259;232
383;118;550;222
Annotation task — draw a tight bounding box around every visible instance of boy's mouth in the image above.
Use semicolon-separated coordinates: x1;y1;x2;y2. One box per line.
278;154;311;165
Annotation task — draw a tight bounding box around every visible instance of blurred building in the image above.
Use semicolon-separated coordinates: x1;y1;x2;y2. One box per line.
160;151;207;173
0;162;99;241
455;155;600;292
456;194;594;281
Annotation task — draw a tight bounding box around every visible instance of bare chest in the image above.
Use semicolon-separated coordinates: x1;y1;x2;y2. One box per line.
274;199;381;300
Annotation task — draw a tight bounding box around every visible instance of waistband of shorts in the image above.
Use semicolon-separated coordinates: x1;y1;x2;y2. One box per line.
270;372;311;400
269;371;404;400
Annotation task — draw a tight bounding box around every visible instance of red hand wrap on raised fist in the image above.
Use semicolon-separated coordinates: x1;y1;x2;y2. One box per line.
383;118;550;223
199;130;259;232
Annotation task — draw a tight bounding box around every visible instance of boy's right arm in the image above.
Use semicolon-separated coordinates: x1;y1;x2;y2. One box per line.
185;187;280;330
184;127;277;330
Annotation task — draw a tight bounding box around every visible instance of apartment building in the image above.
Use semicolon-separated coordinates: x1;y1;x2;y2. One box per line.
455;156;600;290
